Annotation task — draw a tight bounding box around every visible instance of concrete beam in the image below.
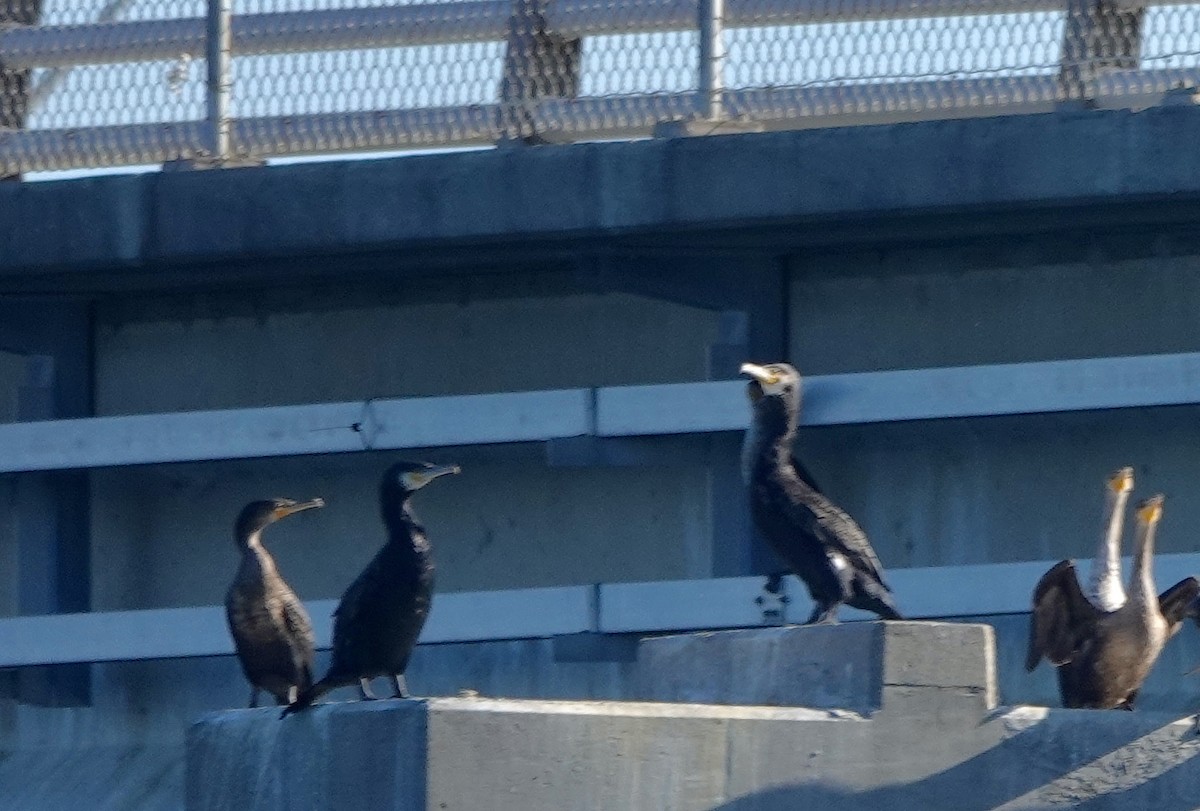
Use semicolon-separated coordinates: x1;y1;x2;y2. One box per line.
3;107;1200;290
10;350;1200;474
6;551;1200;667
187;622;1200;811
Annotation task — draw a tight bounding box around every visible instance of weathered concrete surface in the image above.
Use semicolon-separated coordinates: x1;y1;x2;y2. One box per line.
186;623;1200;811
634;622;996;714
3;107;1200;288
0;744;183;811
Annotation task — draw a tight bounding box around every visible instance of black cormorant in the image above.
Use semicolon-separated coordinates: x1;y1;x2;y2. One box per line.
1027;493;1200;709
740;361;902;624
225;497;325;708
283;460;459;715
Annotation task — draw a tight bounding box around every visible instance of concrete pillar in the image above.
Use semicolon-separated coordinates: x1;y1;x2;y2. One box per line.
0;297;93;705
1059;0;1144;101
498;0;581;143
0;0;42;181
575;251;787;578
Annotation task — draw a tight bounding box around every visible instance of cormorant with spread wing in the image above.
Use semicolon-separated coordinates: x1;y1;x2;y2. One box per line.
740;362;902;624
225;497;326;707
1027;490;1200;709
284;461;459;715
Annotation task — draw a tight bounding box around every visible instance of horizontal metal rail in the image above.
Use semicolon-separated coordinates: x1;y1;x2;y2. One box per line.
12;69;1189;174
0;0;1154;70
4;351;1200;474
3;553;1199;666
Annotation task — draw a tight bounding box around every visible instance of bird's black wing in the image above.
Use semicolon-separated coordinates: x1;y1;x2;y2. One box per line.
1026;560;1099;671
1157;576;1200;636
799;492;890;587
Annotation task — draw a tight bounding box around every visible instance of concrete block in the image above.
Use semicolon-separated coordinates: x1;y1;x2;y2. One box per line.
187;702;427;811
634;621;996;716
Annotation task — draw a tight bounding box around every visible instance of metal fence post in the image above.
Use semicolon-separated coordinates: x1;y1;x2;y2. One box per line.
0;0;42;180
206;0;232;163
698;0;725;121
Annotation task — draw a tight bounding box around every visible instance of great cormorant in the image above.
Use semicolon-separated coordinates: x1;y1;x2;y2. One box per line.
1027;494;1200;709
283;461;459;715
225;497;325;708
740;361;902;624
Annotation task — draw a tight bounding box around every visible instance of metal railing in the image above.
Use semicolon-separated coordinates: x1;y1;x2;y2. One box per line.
0;0;1198;175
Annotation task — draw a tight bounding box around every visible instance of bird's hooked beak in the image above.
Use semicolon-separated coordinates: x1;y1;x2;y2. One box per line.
740;363;780;386
740;362;779;403
1137;495;1164;525
273;497;325;521
405;464;462;490
1108;467;1134;495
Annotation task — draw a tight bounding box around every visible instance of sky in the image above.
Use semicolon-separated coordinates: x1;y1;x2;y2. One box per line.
19;0;1200;181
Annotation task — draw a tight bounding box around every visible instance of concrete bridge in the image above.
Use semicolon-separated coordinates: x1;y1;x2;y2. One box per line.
5;106;1200;808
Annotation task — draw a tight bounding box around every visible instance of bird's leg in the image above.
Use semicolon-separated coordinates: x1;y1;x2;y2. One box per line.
805;603;840;625
359;678;378;701
248;687;260;709
392;675;410;699
286;685;298;705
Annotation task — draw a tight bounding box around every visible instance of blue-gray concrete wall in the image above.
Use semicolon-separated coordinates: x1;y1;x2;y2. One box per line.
5;108;1200;809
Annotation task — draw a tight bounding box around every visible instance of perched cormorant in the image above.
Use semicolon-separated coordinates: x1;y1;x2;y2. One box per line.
739;362;902;624
283;460;459;715
225;497;326;708
1027;493;1200;709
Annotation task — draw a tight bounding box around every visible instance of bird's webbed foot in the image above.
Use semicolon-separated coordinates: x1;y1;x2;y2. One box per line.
359;678;379;701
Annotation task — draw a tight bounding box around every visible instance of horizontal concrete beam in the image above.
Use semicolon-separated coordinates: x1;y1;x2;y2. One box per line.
5;552;1199;667
6;351;1200;473
0;584;597;667
3;107;1200;283
0;388;592;472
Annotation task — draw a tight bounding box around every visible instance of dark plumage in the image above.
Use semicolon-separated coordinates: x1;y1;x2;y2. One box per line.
225;497;325;707
283;460;459;715
740;362;902;625
1027;494;1199;709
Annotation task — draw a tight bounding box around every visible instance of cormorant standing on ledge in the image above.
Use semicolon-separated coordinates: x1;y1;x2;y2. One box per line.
225;497;326;707
740;362;902;625
284;461;459;715
1028;492;1200;709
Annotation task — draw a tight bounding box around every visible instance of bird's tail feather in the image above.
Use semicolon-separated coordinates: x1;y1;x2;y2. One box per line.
280;679;333;718
853;581;903;620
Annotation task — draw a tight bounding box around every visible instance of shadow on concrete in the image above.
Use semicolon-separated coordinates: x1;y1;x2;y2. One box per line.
713;710;1200;811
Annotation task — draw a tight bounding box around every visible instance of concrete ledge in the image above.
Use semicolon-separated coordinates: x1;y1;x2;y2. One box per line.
633;621;996;715
188;622;1145;811
188;697;1200;810
5;107;1200;287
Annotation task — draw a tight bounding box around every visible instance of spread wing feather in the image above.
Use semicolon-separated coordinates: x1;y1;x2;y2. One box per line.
1157;576;1200;635
1026;560;1100;671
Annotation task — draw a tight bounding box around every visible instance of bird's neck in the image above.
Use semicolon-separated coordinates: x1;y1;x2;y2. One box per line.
1128;522;1158;607
384;500;432;555
239;532;278;575
1087;488;1129;611
742;400;797;483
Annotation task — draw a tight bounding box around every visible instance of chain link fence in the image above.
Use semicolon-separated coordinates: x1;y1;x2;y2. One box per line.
0;0;1198;174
